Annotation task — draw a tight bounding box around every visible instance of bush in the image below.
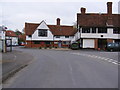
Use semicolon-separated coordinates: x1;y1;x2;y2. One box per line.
49;47;52;49
44;47;47;49
39;47;42;49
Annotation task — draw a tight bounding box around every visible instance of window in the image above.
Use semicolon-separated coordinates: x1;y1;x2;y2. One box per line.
45;41;51;45
92;27;96;33
55;36;60;38
113;27;120;34
65;36;69;38
82;27;90;33
38;29;47;37
28;35;32;38
34;41;40;44
98;27;107;33
63;41;69;45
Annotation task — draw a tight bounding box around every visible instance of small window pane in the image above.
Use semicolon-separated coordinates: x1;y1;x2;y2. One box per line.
92;27;96;33
98;27;107;33
82;27;90;33
65;36;69;38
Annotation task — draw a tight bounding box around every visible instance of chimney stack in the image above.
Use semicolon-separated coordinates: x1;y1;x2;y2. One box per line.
56;18;60;25
81;7;86;15
107;2;112;15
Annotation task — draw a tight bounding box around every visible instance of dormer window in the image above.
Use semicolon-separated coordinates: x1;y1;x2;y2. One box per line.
38;29;47;37
28;35;32;38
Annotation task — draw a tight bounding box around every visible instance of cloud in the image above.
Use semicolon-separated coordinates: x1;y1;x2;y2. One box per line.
1;1;119;31
1;0;119;2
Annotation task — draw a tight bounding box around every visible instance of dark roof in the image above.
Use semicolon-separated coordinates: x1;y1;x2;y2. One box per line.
25;23;40;35
6;30;18;37
77;13;120;27
25;22;77;36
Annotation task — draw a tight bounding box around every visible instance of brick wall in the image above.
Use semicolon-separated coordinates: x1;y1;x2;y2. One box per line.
25;41;69;48
94;39;98;49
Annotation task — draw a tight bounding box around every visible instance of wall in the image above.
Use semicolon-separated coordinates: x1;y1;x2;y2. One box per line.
54;36;74;41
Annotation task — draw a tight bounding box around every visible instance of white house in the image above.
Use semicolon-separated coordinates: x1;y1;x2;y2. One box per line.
75;2;120;50
5;30;18;46
25;18;77;48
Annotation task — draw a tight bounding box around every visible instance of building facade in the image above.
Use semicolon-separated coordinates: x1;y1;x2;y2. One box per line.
25;18;77;48
6;30;18;46
76;2;120;50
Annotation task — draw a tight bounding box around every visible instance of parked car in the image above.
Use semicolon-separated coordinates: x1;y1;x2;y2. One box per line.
70;42;79;50
106;42;120;51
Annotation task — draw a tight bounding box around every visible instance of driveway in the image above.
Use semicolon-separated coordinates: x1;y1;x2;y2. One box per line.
3;47;119;88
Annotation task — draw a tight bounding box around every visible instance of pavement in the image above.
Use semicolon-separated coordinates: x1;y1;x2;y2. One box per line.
1;49;34;83
2;47;119;88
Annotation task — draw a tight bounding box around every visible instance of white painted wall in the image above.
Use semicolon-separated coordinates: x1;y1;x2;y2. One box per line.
54;36;74;41
83;39;95;48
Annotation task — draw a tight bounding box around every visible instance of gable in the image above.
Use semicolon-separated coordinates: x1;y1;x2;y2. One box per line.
37;21;49;30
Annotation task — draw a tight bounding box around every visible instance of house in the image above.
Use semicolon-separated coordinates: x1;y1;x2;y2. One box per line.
6;30;18;46
25;18;77;48
0;26;6;52
76;2;120;50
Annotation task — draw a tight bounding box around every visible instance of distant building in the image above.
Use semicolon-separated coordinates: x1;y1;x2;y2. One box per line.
25;18;77;48
76;2;120;50
6;30;18;46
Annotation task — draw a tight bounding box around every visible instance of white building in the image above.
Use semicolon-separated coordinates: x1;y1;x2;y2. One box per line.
6;30;18;46
25;18;77;48
75;2;120;50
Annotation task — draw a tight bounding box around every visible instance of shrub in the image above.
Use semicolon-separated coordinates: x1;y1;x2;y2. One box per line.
49;47;52;49
39;47;42;49
44;47;47;49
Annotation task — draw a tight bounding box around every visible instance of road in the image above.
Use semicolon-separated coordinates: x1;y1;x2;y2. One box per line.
3;47;119;88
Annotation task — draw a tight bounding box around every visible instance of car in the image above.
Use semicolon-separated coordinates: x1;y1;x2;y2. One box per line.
70;42;80;50
106;42;120;51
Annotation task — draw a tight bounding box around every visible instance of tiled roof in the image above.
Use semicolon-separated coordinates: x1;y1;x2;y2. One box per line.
77;13;120;27
19;34;26;41
25;22;77;36
47;25;77;36
6;30;18;37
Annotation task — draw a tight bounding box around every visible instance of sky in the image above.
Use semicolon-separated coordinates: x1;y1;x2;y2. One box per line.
0;0;120;32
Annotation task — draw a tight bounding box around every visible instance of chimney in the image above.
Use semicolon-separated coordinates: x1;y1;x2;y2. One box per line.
107;2;112;15
81;7;86;15
56;18;60;25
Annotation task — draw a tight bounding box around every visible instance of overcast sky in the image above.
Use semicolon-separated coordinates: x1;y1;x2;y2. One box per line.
0;0;119;31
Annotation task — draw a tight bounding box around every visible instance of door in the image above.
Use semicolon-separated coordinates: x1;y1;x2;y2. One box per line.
98;39;107;50
83;39;95;48
58;41;62;48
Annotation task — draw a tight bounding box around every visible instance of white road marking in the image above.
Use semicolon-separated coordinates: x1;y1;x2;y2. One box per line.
70;52;119;65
